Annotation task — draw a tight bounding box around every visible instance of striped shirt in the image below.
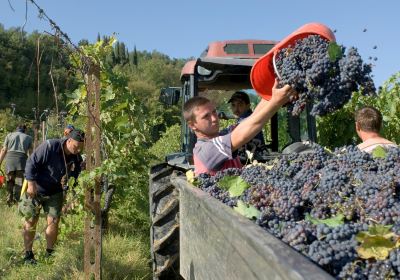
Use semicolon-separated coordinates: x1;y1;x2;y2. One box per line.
193;132;242;176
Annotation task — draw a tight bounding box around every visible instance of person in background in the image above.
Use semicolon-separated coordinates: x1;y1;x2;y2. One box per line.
227;91;266;153
20;129;84;264
63;124;75;137
355;106;397;153
183;80;294;175
0;124;33;206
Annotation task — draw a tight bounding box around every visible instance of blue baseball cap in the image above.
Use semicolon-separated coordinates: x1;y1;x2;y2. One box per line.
66;124;75;130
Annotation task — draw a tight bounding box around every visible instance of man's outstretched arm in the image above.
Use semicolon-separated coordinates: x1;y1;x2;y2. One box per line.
231;80;294;151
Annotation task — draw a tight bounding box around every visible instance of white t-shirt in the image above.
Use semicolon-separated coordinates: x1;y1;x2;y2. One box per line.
357;137;397;153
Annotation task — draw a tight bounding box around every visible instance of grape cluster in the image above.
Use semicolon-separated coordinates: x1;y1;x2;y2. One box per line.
274;35;376;116
196;144;400;279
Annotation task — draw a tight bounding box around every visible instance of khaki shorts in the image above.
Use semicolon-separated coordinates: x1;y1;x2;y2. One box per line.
18;192;64;219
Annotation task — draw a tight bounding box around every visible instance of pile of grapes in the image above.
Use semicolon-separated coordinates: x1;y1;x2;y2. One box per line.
274;35;376;116
197;144;400;279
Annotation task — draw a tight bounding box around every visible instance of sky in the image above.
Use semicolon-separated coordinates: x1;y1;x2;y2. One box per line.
1;0;399;88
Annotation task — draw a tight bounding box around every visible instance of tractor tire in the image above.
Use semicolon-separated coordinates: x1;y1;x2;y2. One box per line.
150;163;181;280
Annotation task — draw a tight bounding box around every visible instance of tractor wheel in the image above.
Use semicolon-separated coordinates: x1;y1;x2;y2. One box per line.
149;163;181;280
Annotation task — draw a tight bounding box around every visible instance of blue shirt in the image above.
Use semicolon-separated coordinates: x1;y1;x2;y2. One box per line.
236;109;265;146
221;109;266;147
25;139;82;195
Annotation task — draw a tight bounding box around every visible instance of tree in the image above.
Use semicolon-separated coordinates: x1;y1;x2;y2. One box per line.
133;45;138;67
119;42;126;64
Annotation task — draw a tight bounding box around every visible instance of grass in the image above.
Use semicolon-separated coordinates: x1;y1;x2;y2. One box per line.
0;187;151;280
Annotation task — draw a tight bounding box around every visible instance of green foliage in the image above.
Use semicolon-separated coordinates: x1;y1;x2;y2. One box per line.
0;109;22;135
149;124;181;162
317;72;400;149
67;38;154;233
0;24;77;116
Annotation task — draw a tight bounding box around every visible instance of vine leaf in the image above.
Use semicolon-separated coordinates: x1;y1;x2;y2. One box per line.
186;170;198;187
234;200;260;219
357;236;396;260
328;42;343;62
369;224;393;236
372;146;387;159
218;176;250;197
305;213;344;227
356;225;399;260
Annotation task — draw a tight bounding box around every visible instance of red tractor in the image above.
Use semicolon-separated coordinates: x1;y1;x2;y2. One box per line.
150;24;343;280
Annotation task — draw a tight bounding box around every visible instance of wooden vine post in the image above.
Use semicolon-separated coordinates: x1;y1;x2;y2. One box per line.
83;63;103;279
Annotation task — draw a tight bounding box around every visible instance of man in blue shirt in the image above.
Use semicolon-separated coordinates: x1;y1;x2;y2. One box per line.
20;129;84;264
228;91;266;158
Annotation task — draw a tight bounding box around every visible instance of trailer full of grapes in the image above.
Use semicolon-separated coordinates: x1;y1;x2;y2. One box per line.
150;163;334;280
149;22;388;280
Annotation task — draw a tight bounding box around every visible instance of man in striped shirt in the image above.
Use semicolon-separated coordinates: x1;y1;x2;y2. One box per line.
183;80;294;176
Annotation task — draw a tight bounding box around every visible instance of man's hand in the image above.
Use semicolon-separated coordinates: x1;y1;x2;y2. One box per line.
27;180;37;198
269;79;296;106
61;175;68;187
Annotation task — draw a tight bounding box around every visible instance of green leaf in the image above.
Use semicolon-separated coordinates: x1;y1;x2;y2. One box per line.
233;200;260;219
305;213;344;227
328;42;343;62
372;146;387;159
217;176;250;197
186;170;198;187
356;225;399;260
357;235;396;260
114;101;128;111
369;225;393;236
115;115;129;128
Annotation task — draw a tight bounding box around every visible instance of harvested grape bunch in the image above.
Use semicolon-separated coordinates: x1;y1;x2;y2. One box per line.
196;145;400;279
274;35;376;116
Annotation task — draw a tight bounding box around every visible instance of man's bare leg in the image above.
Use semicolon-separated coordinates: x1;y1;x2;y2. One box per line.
46;216;60;250
6;172;15;206
23;216;39;264
24;216;39;251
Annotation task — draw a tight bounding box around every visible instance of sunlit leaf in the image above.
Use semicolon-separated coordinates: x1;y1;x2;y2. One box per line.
186;170;198;187
233;200;260;219
305;213;344;227
217;176;250;197
328;42;343;62
371;146;387;159
356;225;399;260
357;235;396;260
368;224;393;236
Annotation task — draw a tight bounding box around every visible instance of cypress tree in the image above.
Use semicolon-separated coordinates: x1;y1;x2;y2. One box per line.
133;45;138;67
119;42;126;64
114;41;120;64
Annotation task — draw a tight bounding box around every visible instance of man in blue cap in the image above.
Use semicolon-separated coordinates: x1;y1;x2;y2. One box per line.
20;129;84;264
227;91;266;159
63;124;75;137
